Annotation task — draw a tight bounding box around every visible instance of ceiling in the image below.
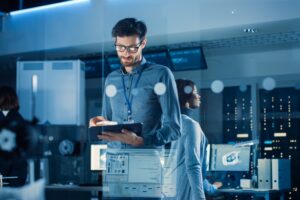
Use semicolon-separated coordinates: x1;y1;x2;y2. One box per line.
1;0;300;68
0;0;69;13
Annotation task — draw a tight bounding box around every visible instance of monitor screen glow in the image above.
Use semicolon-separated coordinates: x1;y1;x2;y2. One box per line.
90;144;107;171
84;58;107;78
169;47;207;71
210;144;251;171
107;56;122;71
144;51;172;67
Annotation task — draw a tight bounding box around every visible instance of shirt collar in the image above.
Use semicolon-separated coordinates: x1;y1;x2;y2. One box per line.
181;107;193;117
120;57;147;75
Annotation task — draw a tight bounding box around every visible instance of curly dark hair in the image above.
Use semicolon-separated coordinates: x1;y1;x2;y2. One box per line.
0;86;20;110
175;79;196;108
112;18;147;40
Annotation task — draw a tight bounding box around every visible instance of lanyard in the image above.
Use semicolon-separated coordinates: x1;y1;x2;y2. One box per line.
121;64;145;122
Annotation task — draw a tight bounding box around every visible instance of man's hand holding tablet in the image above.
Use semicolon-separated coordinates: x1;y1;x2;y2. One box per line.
89;116;144;146
89;116;117;127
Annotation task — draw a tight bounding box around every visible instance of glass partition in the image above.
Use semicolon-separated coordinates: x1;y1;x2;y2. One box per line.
0;0;299;199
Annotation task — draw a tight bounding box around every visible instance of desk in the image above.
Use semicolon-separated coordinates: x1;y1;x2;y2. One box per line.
219;188;285;200
46;185;108;192
45;185;108;200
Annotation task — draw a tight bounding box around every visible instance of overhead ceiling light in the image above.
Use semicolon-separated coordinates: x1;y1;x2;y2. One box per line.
10;0;90;16
243;28;259;33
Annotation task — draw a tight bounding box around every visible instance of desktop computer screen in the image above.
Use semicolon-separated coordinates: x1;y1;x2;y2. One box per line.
210;144;251;171
103;149;177;198
90;144;107;171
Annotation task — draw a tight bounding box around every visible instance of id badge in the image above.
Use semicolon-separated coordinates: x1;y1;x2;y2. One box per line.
123;119;135;124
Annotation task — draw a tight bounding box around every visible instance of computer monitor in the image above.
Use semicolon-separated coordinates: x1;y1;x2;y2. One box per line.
103;149;176;198
90;144;107;171
210;144;251;171
169;47;207;71
144;51;172;67
83;58;108;78
107;56;122;71
205;144;211;172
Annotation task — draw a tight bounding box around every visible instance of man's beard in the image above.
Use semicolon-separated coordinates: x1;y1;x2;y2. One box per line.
119;56;139;67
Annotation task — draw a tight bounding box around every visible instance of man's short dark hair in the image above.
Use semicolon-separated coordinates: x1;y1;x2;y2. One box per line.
112;18;147;40
176;79;196;108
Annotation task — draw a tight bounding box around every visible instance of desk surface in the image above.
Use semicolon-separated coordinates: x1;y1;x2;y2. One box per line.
219;188;283;194
45;185;108;192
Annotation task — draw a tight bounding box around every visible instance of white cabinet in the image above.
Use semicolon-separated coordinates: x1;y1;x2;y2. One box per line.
17;60;85;125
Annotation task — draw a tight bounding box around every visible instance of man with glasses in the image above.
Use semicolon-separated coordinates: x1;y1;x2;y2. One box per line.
89;18;181;148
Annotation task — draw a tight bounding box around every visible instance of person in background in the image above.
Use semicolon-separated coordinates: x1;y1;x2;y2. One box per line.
0;86;28;187
173;79;222;200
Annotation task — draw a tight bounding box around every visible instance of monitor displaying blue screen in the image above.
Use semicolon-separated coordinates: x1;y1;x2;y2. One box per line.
210;144;251;171
84;58;108;78
107;56;122;71
144;51;172;67
169;47;207;71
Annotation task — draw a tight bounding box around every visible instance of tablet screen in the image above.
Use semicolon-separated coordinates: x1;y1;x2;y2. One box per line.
88;123;143;141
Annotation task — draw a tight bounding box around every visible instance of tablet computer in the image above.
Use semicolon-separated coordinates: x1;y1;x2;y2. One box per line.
88;123;143;141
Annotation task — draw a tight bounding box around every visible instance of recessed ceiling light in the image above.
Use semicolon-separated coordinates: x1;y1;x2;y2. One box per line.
243;28;259;33
10;0;90;16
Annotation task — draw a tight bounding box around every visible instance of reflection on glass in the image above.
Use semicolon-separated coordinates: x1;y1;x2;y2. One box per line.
105;84;117;97
154;82;167;95
103;148;177;198
262;77;276;91
211;80;224;94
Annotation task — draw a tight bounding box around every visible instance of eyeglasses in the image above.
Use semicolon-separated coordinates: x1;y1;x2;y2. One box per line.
114;40;144;53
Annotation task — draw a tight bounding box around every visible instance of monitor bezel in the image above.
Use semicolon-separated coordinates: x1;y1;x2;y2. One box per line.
209;144;251;172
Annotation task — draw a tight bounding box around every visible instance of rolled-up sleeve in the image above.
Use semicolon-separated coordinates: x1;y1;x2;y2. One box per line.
143;68;181;146
203;179;218;195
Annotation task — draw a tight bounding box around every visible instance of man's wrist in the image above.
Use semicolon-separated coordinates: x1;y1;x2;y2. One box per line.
132;136;144;146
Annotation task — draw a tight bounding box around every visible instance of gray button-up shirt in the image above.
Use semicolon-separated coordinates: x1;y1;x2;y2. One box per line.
102;58;181;148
